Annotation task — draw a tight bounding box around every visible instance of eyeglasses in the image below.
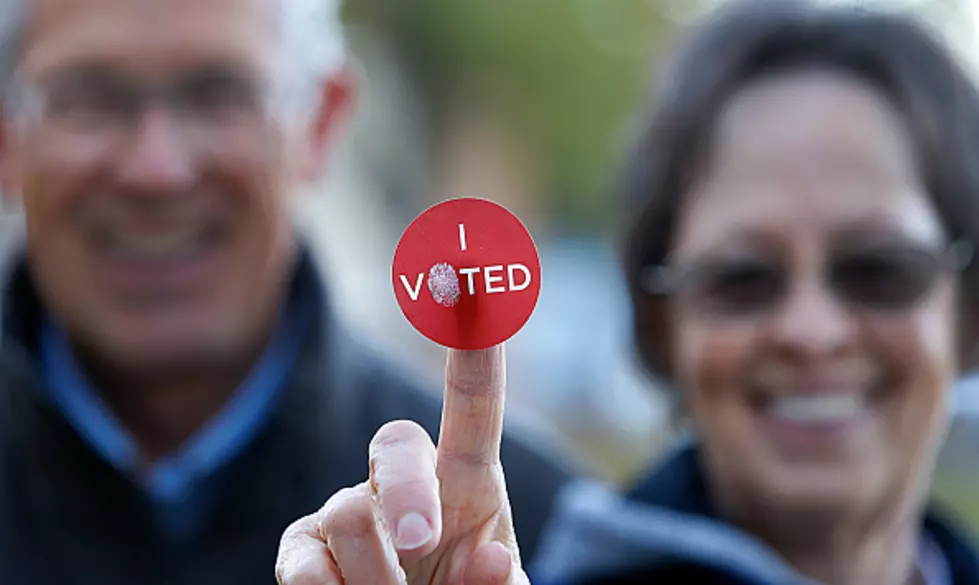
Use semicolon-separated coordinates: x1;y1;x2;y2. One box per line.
10;65;290;144
642;240;972;318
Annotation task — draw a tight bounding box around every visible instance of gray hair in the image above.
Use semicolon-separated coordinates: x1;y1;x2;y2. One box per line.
0;0;347;109
280;0;347;102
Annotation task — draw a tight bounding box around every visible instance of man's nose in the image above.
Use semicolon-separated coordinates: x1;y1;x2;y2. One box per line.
115;107;195;193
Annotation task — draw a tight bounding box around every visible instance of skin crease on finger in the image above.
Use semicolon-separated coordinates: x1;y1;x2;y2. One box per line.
665;70;955;584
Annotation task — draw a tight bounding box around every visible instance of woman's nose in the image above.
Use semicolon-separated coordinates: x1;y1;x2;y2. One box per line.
768;279;858;360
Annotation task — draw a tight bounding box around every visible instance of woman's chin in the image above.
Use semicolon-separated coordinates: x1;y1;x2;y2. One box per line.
754;460;889;520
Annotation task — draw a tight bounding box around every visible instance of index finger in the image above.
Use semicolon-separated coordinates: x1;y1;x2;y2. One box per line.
438;345;506;476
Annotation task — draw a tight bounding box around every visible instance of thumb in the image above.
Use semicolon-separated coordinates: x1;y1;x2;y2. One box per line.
463;542;529;585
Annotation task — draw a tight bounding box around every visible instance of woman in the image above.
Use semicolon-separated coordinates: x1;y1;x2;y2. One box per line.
274;2;979;584
530;1;979;583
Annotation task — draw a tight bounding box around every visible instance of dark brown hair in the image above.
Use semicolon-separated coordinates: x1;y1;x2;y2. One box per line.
621;0;979;382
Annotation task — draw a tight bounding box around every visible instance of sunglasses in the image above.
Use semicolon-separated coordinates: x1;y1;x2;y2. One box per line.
642;241;972;318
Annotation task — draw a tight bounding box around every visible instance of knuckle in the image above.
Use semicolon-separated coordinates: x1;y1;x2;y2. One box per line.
276;556;339;585
317;485;363;516
276;516;328;585
278;514;316;554
446;377;496;397
322;492;379;540
438;445;501;468
446;368;503;396
376;476;436;507
281;515;311;542
370;420;427;454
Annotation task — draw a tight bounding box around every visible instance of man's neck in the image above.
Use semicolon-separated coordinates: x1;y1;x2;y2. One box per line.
97;368;256;463
68;292;283;464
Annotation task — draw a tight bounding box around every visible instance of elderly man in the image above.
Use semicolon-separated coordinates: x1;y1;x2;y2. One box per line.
0;1;571;583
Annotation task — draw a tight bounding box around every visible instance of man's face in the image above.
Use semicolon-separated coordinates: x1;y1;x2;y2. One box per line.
5;0;346;372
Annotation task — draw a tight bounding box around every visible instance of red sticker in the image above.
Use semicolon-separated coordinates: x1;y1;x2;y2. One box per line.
392;198;541;350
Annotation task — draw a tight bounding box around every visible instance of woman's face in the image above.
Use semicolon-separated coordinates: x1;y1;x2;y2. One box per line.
669;70;957;523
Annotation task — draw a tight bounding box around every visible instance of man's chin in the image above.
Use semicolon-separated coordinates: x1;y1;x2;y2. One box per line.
90;332;239;377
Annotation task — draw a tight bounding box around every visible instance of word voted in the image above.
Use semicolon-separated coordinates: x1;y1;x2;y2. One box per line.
398;223;533;302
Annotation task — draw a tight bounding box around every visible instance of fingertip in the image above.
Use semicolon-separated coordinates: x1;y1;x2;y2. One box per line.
464;541;513;585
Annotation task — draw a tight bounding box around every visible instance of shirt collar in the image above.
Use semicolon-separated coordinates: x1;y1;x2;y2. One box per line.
38;253;313;504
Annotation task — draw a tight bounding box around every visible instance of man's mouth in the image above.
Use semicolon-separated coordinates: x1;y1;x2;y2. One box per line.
89;220;230;299
101;223;224;261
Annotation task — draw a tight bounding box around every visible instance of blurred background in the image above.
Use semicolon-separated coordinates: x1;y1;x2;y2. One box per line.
289;0;979;526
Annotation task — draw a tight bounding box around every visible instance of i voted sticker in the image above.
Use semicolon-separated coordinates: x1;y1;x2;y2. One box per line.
392;198;541;350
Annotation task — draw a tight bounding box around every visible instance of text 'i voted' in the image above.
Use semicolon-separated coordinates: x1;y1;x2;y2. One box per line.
392;198;541;350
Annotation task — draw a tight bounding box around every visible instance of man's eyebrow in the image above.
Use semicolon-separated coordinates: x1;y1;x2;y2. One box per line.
35;62;126;88
34;59;264;85
177;63;264;84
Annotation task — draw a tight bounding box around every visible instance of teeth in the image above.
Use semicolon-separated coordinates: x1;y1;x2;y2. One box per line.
109;230;202;258
771;394;864;424
757;360;878;390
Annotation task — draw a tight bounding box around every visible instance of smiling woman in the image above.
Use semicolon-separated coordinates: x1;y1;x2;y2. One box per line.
526;1;979;584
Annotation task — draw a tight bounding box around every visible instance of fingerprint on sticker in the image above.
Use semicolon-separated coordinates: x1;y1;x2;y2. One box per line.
428;262;461;308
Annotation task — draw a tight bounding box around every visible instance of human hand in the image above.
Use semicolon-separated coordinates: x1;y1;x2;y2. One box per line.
275;345;527;585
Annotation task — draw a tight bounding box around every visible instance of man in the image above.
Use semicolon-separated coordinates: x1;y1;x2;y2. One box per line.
0;0;571;583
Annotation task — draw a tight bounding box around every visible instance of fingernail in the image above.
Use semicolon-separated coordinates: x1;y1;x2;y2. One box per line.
395;513;432;550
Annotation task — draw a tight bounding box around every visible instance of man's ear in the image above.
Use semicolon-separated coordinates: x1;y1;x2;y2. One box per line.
300;65;355;181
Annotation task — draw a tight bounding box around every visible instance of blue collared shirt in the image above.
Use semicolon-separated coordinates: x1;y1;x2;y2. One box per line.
39;293;307;540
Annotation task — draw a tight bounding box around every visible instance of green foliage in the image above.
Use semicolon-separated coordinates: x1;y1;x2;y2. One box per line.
344;1;693;232
933;477;979;535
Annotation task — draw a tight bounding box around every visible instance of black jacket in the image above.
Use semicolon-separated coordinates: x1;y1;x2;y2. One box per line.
0;243;573;584
530;441;979;585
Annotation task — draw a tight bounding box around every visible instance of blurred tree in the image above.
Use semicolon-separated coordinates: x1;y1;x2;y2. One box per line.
343;0;693;233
